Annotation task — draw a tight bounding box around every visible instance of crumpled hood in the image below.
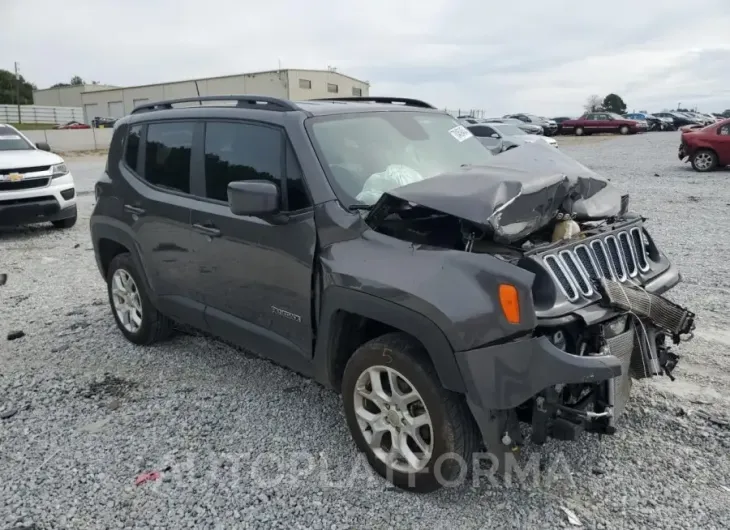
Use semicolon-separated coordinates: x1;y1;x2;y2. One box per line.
375;142;625;243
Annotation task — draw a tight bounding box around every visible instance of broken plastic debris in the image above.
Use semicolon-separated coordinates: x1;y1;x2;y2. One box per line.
721;485;730;493
135;471;161;486
560;506;583;526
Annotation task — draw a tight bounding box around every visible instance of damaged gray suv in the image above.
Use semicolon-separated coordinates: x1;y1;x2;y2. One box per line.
90;95;696;492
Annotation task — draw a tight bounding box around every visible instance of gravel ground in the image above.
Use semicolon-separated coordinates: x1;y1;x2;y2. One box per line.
1;132;729;529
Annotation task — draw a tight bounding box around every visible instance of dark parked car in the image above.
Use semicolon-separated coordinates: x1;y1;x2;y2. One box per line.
623;113;665;131
504;113;558;136
560;112;648;136
91;95;695;493
92;116;118;128
678;118;730;171
653;112;699;128
552;117;574;134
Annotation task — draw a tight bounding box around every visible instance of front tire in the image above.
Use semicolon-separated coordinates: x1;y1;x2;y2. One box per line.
341;332;479;493
107;253;174;345
619;125;630;135
691;149;718;172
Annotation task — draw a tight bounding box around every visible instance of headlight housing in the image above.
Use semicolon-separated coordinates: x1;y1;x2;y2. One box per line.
51;163;69;178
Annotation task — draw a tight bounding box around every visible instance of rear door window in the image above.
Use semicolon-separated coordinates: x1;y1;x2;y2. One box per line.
143;122;194;194
125;125;142;171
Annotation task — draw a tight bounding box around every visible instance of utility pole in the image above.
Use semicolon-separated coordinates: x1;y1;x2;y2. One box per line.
14;62;21;124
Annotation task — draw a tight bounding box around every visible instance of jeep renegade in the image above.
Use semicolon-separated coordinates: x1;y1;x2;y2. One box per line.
90;95;695;492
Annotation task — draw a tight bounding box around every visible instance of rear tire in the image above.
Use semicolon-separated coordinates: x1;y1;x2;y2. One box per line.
52;213;77;229
341;332;479;493
107;253;174;345
575;126;585;136
691;149;718;172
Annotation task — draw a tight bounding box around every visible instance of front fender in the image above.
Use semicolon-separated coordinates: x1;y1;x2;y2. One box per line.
320;232;538;353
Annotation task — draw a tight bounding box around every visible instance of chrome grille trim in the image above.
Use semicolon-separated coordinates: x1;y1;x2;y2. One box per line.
558;250;594;296
544;254;579;302
606;235;627;281
542;228;654;302
630;227;650;272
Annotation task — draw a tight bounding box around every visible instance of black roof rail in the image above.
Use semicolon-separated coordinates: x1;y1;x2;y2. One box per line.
312;96;436;109
130;95;299;115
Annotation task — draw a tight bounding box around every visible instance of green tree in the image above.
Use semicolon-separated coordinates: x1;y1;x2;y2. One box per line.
603;93;627;114
723;109;730;118
50;76;86;88
0;69;36;105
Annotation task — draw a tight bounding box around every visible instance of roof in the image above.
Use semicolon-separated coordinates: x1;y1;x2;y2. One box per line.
73;68;369;95
34;84;119;93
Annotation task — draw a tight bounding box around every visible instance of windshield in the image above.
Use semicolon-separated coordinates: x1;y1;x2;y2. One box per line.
0;126;33;151
309;111;494;206
608;113;626;120
491;124;526;136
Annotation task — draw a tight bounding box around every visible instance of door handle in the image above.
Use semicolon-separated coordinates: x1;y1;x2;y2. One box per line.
124;205;145;215
192;223;221;237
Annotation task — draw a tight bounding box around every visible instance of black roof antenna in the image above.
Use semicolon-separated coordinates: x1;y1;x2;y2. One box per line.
194;81;202;106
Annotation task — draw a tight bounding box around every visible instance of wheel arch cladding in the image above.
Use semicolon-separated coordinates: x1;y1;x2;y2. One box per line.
98;238;130;277
91;221;154;299
316;286;466;393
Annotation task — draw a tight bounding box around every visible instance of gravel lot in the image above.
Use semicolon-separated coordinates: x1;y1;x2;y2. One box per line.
1;132;729;529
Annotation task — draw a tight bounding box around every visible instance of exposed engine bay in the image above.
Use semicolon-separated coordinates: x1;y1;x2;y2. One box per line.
363;142;696;443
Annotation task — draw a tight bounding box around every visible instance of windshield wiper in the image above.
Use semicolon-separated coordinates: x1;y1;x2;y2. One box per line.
348;204;373;211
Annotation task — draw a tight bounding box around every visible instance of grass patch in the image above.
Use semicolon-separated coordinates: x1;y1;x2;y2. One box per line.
8;122;57;130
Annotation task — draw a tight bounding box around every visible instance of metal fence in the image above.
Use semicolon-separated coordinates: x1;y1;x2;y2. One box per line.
443;108;490;119
0;104;84;125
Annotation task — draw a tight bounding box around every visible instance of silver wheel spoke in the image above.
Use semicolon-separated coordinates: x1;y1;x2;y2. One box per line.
397;431;423;470
369;423;391;450
367;368;390;404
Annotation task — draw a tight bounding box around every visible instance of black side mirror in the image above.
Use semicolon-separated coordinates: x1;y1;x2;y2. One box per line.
36;142;51;152
228;180;280;217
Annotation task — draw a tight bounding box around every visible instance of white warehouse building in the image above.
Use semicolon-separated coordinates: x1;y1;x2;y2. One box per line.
41;69;370;124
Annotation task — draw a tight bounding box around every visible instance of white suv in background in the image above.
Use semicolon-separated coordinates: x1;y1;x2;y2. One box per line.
0;124;77;229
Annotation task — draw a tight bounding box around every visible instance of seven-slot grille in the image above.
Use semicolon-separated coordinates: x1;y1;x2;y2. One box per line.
543;227;651;302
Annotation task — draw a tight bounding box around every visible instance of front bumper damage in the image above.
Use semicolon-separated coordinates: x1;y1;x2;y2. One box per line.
456;273;696;457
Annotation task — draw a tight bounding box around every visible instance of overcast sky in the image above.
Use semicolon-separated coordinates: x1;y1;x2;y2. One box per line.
3;0;730;116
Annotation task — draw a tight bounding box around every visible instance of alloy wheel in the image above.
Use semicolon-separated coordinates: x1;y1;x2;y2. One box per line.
353;366;434;473
111;269;143;333
694;152;714;171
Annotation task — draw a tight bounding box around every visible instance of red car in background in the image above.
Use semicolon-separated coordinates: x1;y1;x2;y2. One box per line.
53;121;90;130
678;118;730;172
560;112;648;136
